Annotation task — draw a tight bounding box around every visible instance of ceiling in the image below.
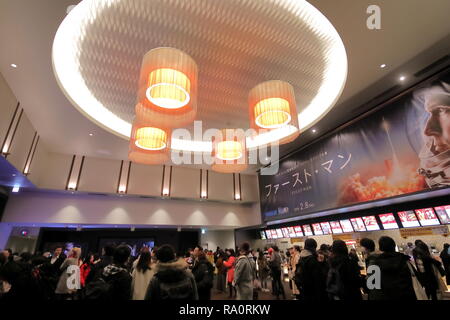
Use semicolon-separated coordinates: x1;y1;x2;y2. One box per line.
0;0;449;172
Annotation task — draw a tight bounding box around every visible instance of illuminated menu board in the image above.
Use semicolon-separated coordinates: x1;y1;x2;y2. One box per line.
340;220;354;233
276;229;284;238
271;230;278;239
434;206;450;224
350;217;367;232
281;227;289;238
287;227;297;238
330;221;343;234
260;231;266;240
293;226;304;237
302;225;313;236
312;223;323;235
362;216;380;231
379;213;399;229
415;208;440;226
265;230;272;239
397;211;420;228
320;222;332;235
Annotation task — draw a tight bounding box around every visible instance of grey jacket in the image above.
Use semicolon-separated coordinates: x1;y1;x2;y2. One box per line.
234;255;256;300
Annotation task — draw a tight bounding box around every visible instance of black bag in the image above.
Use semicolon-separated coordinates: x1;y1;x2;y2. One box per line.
81;277;112;300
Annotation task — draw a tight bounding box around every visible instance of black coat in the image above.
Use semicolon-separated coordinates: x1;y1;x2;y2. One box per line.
101;264;132;300
192;259;214;300
295;251;328;301
49;254;66;276
327;255;362;301
145;259;198;300
368;252;416;300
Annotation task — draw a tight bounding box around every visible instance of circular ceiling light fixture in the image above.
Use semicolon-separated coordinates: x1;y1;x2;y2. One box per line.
129;121;170;164
248;80;299;145
212;129;247;173
135;47;198;128
52;0;347;152
146;68;190;109
135;127;167;151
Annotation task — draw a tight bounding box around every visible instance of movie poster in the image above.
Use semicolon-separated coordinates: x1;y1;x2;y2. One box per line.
259;70;450;222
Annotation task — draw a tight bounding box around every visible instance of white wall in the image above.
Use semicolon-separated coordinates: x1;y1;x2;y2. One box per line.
200;230;235;251
1;191;261;228
0;223;13;250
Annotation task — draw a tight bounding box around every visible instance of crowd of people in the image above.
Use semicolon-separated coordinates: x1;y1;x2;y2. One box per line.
0;236;449;301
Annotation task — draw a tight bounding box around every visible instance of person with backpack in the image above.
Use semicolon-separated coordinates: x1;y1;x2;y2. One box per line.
233;242;256;300
294;239;328;301
145;244;198;300
326;240;362;301
192;250;214;300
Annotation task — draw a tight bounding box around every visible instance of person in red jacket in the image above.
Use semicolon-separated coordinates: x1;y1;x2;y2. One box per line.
223;249;237;298
80;253;97;288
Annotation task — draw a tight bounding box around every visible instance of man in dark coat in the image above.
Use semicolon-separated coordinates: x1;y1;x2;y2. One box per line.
191;251;214;300
369;236;416;300
295;238;328;301
101;245;132;300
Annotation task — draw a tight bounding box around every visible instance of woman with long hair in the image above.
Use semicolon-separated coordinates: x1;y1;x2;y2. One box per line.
131;250;154;300
326;240;362;301
413;240;446;300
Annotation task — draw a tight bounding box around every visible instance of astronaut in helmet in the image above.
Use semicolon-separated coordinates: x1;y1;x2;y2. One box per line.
418;81;450;187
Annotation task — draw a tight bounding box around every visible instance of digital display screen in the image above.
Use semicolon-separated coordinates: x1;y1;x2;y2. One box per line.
434;206;450;224
281;227;290;238
320;222;332;235
287;227;297;238
330;221;343;234
350;217;366;232
415;208;440;226
276;229;284;238
302;225;313;236
340;220;354;233
271;230;278;239
265;230;272;239
379;213;399;229
312;223;323;235
362;216;380;231
397;210;420;228
293;226;304;237
260;231;266;240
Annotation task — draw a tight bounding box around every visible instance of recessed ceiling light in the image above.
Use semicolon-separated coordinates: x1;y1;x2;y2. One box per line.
12;186;20;193
10;64;17;68
12;174;16;177
399;75;406;81
380;64;386;69
89;133;93;136
312;129;317;133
